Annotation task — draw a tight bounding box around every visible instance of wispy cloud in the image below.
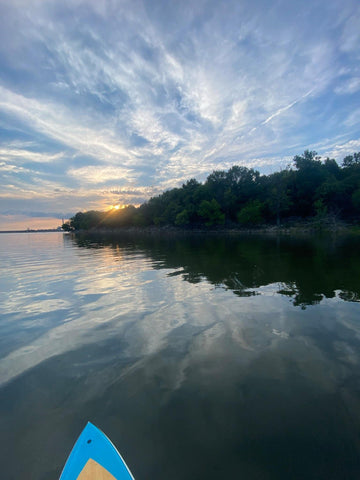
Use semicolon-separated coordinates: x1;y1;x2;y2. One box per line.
323;138;360;160
335;77;360;95
0;0;359;228
262;89;315;126
0;146;65;164
0;86;133;164
68;165;136;184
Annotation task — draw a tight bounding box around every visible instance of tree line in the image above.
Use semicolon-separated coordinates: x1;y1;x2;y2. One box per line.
63;150;360;231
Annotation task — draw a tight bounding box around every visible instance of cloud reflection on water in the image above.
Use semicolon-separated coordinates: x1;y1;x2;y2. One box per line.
0;232;359;388
1;233;360;478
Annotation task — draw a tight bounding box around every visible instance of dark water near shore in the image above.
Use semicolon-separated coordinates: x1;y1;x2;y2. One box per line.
1;231;360;479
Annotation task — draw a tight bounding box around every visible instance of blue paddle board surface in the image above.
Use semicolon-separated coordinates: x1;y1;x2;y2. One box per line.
59;422;134;480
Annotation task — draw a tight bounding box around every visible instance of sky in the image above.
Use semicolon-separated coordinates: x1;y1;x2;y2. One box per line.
0;0;359;230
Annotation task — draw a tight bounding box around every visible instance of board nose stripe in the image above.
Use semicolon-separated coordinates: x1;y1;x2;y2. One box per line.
77;458;117;480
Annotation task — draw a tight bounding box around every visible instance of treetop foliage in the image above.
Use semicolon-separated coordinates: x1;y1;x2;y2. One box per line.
63;150;360;231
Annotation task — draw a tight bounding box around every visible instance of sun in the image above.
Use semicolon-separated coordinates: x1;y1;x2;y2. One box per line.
109;204;123;211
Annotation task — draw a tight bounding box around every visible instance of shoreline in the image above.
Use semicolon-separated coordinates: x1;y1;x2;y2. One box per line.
68;221;360;237
0;229;62;234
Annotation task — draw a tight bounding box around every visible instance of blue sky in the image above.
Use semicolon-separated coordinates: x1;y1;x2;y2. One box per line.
0;0;359;229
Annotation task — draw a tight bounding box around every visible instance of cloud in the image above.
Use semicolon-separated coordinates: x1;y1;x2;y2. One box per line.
339;5;360;55
322;138;360;160
262;89;315;126
335;77;360;95
68;165;136;184
0;85;132;164
0;0;359;226
0;146;65;164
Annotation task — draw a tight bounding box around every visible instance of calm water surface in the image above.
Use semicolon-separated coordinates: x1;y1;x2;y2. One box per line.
1;232;360;479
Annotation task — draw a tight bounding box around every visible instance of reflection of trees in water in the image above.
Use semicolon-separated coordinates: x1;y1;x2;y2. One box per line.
339;291;360;303
278;282;325;309
69;233;360;308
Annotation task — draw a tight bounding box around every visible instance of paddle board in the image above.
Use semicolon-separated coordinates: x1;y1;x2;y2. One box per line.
59;422;135;480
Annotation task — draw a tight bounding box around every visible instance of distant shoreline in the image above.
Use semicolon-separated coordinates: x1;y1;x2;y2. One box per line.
0;229;63;234
68;221;360;237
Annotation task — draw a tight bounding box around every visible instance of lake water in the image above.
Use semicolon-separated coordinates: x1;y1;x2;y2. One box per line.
1;231;360;480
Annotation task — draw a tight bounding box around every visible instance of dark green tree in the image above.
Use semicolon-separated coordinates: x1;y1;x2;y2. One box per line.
237;200;264;225
175;209;190;226
61;221;73;231
267;170;293;225
198;199;225;226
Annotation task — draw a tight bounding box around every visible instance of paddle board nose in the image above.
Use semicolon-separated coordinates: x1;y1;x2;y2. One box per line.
59;422;135;480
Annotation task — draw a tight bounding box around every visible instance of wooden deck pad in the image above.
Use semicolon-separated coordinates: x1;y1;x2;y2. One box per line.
77;458;117;480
